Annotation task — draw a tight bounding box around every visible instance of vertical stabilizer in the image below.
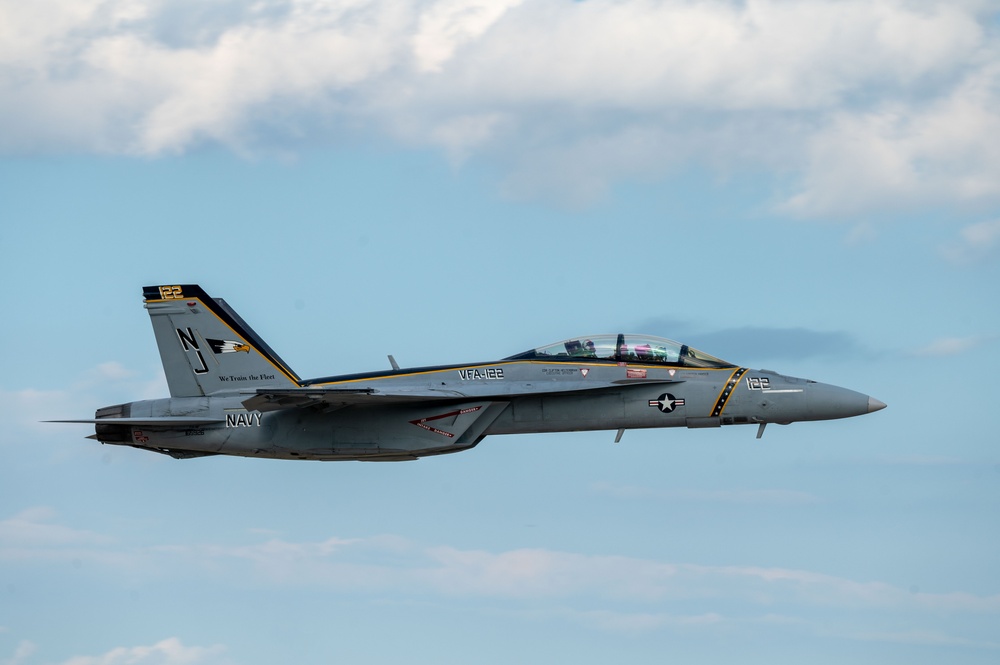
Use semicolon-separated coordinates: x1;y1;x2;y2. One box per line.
143;285;300;397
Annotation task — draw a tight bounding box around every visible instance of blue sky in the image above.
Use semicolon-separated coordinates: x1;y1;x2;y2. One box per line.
2;1;999;664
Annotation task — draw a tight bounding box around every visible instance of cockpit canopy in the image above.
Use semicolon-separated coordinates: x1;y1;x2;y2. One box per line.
506;334;735;369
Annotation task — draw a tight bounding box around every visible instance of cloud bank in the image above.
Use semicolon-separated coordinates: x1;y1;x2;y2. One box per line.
4;508;999;616
4;507;999;656
1;0;998;213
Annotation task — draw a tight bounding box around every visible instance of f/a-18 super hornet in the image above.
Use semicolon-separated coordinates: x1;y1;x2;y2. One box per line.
51;284;886;461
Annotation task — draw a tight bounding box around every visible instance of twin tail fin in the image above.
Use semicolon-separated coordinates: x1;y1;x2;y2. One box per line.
143;285;300;397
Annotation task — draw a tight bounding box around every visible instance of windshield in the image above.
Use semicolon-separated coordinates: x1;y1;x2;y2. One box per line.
506;334;735;368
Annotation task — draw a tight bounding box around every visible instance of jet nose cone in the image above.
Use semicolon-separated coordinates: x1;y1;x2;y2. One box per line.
868;397;887;413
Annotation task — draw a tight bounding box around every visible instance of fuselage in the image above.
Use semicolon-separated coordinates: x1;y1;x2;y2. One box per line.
92;355;882;461
57;287;884;462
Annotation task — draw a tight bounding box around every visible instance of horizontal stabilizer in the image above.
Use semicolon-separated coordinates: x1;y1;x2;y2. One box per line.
46;417;225;426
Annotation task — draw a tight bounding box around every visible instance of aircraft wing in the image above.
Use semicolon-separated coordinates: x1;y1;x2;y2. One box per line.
243;377;683;413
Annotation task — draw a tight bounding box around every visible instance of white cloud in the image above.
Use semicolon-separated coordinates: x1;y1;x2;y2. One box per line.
35;522;990;614
782;67;1000;216
412;0;525;73
943;218;1000;263
911;334;996;356
0;362;166;439
543;607;727;634
1;0;998;213
1;641;36;665
0;507;112;558
3;508;998;652
57;638;226;665
0;507;149;575
193;539;1000;612
0;387;76;436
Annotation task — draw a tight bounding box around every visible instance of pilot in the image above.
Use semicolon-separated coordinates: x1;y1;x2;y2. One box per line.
653;345;676;362
583;340;597;358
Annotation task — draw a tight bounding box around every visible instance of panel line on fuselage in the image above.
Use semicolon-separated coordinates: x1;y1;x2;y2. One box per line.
302;360;734;388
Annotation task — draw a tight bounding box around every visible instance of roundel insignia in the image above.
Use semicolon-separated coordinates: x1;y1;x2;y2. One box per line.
648;393;685;413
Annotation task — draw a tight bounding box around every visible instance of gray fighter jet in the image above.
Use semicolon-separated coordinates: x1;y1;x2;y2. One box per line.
52;284;885;461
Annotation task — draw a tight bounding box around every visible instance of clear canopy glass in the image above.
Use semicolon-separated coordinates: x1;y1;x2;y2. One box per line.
507;334;735;368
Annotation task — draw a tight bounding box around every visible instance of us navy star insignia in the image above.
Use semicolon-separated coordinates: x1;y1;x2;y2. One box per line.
648;393;685;413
